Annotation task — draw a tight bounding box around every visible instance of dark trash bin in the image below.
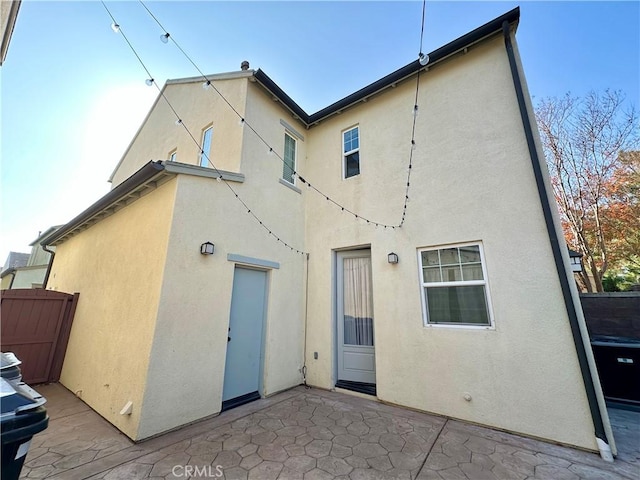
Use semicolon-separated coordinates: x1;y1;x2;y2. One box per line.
590;335;640;406
1;352;22;383
0;352;49;480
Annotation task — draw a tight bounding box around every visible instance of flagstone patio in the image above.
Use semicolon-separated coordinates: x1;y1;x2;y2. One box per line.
17;383;638;479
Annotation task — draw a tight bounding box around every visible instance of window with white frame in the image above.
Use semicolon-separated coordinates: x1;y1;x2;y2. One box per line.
199;126;213;167
418;243;493;327
343;126;360;178
282;132;296;184
168;150;177;162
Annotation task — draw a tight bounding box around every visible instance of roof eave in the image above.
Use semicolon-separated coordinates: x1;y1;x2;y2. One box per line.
253;69;310;124
167;69;256;86
0;268;16;279
0;0;21;66
29;226;61;246
252;7;520;128
307;7;520;125
42;161;168;246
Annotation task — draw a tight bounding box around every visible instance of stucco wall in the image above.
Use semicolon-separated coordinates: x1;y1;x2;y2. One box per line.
136;82;307;439
302;35;597;451
1;274;13;289
26;244;52;267
11;265;47;288
111;77;248;188
47;32;600;449
47;179;177;439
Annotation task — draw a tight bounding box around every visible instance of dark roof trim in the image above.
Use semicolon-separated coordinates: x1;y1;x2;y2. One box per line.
1;0;21;66
45;162;246;247
0;268;16;279
29;226;61;246
41;161;166;246
501;21;608;447
253;69;308;121
253;7;520;127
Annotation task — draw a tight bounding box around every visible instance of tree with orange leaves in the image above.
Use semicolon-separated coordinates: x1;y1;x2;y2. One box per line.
535;91;639;292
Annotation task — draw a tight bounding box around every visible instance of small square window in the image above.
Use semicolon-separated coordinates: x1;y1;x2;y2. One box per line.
168;150;177;162
418;243;493;327
343;126;360;178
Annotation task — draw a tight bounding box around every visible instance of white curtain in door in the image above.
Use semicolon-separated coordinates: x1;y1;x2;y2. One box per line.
343;257;374;346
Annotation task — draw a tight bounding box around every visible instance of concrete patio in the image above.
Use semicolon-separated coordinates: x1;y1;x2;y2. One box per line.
19;383;639;479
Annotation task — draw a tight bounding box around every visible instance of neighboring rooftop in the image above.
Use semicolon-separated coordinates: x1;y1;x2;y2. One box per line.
29;225;63;246
2;251;29;271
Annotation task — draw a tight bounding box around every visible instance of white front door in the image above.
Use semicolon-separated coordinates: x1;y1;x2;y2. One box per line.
336;250;376;385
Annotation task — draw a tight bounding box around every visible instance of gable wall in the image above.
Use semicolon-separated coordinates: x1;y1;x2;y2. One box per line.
110;78;248;188
302;35;597;450
135;83;307;439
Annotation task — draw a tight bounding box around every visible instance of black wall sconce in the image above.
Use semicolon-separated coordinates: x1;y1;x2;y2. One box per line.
387;252;399;264
200;242;215;255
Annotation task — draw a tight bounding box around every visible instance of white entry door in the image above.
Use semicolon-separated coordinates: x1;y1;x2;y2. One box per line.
336;250;376;385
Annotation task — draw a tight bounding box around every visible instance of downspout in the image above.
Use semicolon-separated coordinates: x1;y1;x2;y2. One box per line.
42;245;55;289
8;270;16;289
502;21;614;461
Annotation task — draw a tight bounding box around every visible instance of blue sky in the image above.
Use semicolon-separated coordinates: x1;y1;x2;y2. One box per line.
1;1;638;263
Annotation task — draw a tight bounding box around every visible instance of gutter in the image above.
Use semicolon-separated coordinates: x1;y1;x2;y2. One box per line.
254;7;520;128
501;21;614;461
1;268;17;289
0;0;21;66
41;161;166;246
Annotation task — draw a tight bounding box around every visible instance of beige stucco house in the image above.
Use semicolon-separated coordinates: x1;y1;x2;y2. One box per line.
1;228;57;289
41;8;616;458
0;251;29;289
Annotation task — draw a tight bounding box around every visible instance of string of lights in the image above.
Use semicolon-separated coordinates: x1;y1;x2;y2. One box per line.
400;0;429;227
101;1;308;256
103;0;428;243
137;0;428;230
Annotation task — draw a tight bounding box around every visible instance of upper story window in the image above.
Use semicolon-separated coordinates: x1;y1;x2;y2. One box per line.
282;132;297;185
168;150;177;162
343;126;360;179
199;126;213;167
418;243;493;328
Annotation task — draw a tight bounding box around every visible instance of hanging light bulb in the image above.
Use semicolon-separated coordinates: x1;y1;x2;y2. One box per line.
217;175;222;182
202;80;211;90
238;118;245;127
411;140;417;151
111;23;120;33
418;52;430;66
413;104;419;117
175;118;182;125
160;32;170;44
145;78;154;86
268;147;274;156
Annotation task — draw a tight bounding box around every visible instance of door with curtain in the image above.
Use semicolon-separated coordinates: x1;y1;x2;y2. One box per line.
336;250;376;385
